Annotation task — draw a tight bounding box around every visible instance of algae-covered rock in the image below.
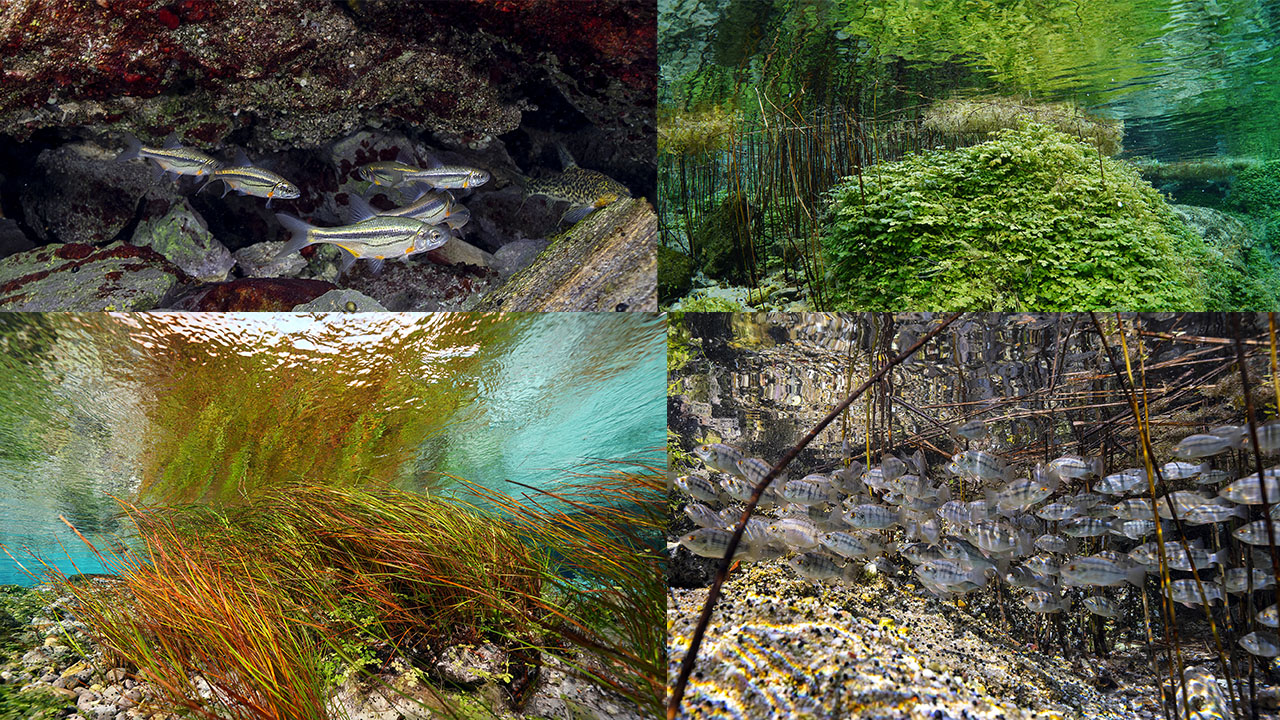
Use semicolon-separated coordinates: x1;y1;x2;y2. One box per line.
658;244;695;305
821;124;1271;310
1170;205;1254;247
475;198;657;312
232;241;307;279
131;198;233;282
0;241;185;310
291;289;386;312
692;194;755;285
0;0;519;148
923;96;1124;155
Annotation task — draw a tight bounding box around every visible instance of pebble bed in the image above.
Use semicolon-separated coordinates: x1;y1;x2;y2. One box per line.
2;583;649;720
668;559;1208;720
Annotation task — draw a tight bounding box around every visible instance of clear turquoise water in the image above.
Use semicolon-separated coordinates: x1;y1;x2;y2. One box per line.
0;313;665;587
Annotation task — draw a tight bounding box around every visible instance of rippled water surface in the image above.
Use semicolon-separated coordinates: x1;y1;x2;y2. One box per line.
663;0;1280;161
0;312;665;585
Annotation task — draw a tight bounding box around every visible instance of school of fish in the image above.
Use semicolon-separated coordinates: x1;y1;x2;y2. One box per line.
672;418;1280;660
116;134;490;275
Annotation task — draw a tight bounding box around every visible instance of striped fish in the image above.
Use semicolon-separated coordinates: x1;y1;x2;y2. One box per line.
117;133;222;181
273;211;448;275
206;150;299;207
357;159;422;186
400;163;491;190
348;191;467;230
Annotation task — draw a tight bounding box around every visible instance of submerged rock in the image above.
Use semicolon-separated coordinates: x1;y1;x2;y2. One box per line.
232;241;307;279
492;238;549;279
0;0;520;148
1170;204;1255;247
291;288;386;312
338;259;497;312
0;218;35;260
131;198;233;282
18;142;177;247
164;277;334;311
436;643;507;688
476;198;657;311
0;241;185;310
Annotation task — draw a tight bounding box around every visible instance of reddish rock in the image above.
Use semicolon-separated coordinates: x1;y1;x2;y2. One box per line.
0;0;520;147
0;240;186;310
166;277;334;311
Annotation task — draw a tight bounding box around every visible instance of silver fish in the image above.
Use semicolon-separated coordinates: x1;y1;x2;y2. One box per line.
671;528;755;561
1035;502;1078;521
401;164;491;190
682;502;721;528
1083;596;1118;618
952;419;988;440
207;150;300;207
1161;461;1209;481
1232;519;1280;546
274;213;447;275
767;517;822;551
1173;433;1239;459
787;552;849;583
117;132;221;180
694;443;745;475
1240;631;1280;657
1220;468;1280;504
1060;556;1144;587
674;475;723;504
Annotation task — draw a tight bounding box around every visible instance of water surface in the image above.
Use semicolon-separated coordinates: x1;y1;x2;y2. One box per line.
0;312;665;585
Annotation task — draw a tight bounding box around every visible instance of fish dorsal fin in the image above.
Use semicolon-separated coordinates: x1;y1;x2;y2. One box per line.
554;141;577;169
163;132;182;149
422;153;443;169
347;193;380;223
232;148;252;167
395;148;416;166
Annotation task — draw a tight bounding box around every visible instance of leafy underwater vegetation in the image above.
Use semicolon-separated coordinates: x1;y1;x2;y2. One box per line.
821;125;1280;311
657;0;1280;310
43;462;663;720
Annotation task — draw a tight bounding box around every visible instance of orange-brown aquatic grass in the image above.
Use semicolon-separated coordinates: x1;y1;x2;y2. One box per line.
53;469;660;719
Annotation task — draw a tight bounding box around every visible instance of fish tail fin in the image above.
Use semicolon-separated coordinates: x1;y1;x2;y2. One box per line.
1127;566;1147;587
561;204;596;225
273;213;316;259
553;140;576;170
1088;457;1103;479
117;134;144;163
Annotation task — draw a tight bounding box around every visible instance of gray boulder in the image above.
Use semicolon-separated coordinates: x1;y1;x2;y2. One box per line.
131;199;233;282
0;241;186;311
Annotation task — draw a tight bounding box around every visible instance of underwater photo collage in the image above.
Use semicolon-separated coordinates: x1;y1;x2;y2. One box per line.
1;1;1279;719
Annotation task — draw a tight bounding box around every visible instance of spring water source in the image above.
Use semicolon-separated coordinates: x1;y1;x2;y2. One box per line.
0;312;665;586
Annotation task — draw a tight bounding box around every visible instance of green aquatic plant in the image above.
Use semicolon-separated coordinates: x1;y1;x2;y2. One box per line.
1229;159;1280;217
677;296;749;313
922;95;1124;155
821;124;1271;310
54;465;662;720
658;105;738;156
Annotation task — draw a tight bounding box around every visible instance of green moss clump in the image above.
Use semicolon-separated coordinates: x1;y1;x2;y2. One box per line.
821;124;1267;310
693;194;756;285
923;96;1124;155
658;245;695;306
679;295;748;312
1230;160;1280;217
